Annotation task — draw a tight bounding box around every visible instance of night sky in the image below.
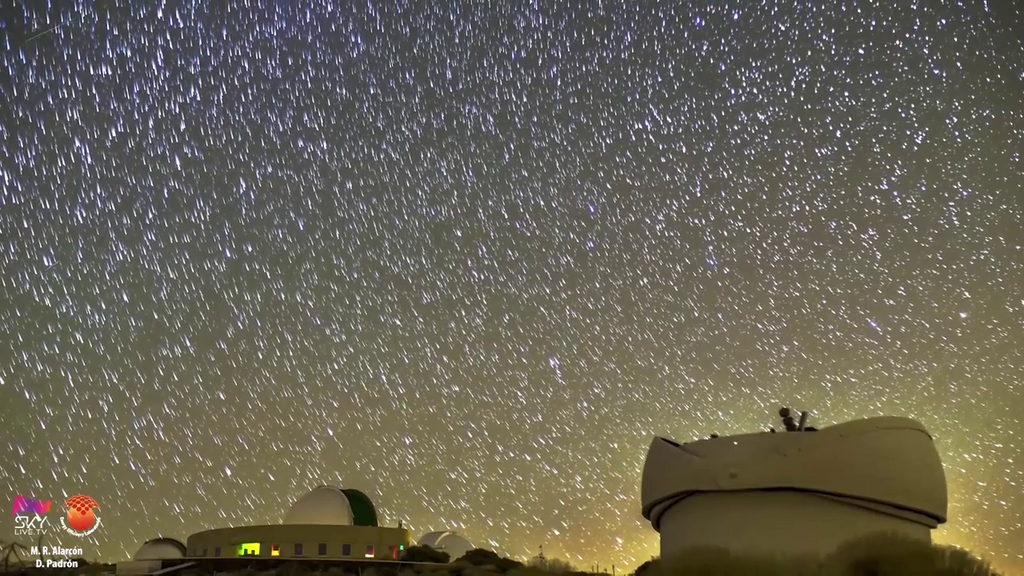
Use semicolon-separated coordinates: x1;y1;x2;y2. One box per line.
2;0;1023;573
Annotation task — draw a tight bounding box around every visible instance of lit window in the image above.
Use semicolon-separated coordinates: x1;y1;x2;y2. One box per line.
271;544;281;557
238;543;260;556
365;545;375;558
318;543;327;556
400;545;405;551
294;543;304;556
341;544;351;557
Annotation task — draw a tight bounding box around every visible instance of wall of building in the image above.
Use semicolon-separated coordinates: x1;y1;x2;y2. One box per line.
657;490;932;560
186;525;411;561
115;560;163;575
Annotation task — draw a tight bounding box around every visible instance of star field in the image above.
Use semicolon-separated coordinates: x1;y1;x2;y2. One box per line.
2;0;1023;573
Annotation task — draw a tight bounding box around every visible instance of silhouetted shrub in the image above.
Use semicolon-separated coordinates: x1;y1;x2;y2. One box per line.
277;561;311;576
464;566;506;576
507;566;550;576
656;546;816;576
402;545;451;564
456;549;524;573
632;558;660;576
371;565;400;576
822;533;999;576
646;534;999;576
528;557;575;573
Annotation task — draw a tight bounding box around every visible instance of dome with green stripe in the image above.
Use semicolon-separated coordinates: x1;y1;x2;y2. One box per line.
342;488;378;527
282;485;379;527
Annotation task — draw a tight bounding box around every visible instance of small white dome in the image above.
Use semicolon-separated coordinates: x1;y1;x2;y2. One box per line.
418;531;474;562
283;485;354;525
134;538;186;560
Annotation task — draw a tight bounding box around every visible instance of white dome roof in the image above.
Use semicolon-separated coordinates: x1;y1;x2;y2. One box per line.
418;531;474;562
642;416;947;529
134;538;186;560
641;416;949;558
283;485;354;525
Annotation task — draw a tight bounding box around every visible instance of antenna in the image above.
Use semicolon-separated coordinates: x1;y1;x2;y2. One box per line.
779;407;799;432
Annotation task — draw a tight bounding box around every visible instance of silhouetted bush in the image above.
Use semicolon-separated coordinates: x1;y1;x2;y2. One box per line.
531;558;575;573
822;533;999;576
464;566;506;576
632;558;659;576
456;549;524;572
277;561;310;576
371;565;401;576
655;546;817;576
507;566;551;576
402;545;451;564
646;534;1000;576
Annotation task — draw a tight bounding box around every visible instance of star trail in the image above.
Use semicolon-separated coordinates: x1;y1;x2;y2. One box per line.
2;0;1023;573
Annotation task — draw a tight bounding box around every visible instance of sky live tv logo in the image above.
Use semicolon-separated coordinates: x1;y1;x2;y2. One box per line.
12;496;51;537
12;494;101;538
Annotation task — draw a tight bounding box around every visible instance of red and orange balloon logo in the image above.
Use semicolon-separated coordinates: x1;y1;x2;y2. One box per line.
65;495;99;532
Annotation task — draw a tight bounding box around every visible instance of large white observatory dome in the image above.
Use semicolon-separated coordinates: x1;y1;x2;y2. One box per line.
133;538;186;560
418;531;474;562
283;485;355;525
642;416;948;559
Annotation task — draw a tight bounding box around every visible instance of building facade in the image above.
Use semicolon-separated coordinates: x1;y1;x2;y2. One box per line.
184;486;411;560
185;523;411;560
117;485;416;574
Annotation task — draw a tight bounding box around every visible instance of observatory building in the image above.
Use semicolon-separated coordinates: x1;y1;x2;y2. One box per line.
418;531;475;562
641;411;948;559
118;485;477;575
132;539;187;562
185;485;409;561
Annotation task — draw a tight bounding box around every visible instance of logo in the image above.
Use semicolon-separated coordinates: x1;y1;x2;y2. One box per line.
12;496;51;536
60;495;100;537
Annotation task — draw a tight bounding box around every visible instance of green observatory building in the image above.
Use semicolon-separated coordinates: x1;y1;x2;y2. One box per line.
117;486;414;575
186;485;409;560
